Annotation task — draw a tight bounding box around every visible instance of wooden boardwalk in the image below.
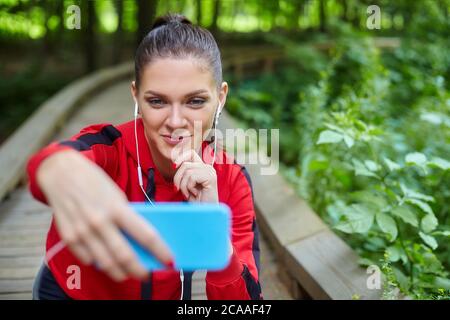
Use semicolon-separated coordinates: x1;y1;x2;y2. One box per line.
0;79;292;300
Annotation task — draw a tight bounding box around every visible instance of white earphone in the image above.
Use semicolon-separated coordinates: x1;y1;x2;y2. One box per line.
133;99;222;300
211;102;222;166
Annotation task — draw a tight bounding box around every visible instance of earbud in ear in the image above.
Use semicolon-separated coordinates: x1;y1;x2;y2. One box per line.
215;106;221;125
134;100;139;117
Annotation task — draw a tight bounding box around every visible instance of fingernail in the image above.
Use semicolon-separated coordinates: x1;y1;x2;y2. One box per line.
172;162;177;170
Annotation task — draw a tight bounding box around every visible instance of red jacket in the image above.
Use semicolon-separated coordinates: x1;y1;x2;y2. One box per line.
26;118;263;300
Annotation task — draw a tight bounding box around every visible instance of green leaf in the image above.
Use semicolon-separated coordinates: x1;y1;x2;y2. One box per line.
317;130;343;144
357;257;376;267
324;123;345;134
383;157;401;171
405;152;427;166
376;212;398;241
400;184;434;202
334;222;354;234
343;134;354;148
334;204;375;234
386;246;401;262
428;157;450;170
391;206;418;227
419;232;438;250
405;198;434;215
431;230;450;237
350;191;388;210
433;277;450;290
308;159;329;171
364;160;380;171
352;159;380;178
421;213;438;233
392;267;410;292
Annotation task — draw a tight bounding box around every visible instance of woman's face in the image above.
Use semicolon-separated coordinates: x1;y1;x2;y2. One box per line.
132;57;228;164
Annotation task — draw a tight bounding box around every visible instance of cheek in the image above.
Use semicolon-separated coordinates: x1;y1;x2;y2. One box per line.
142;111;165;133
189;112;214;138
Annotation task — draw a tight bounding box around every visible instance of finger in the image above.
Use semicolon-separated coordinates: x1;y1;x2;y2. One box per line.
174;149;203;168
84;232;127;282
51;196;94;265
96;221;149;280
186;173;201;197
174;162;203;190
53;211;93;265
173;161;191;191
179;172;194;199
115;205;174;267
190;189;202;202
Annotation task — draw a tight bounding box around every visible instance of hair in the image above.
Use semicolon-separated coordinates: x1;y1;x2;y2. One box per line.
134;13;222;90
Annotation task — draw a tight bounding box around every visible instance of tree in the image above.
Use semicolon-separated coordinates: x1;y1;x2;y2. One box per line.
83;0;97;72
319;0;327;32
136;0;158;47
113;0;124;64
196;0;202;25
210;0;221;35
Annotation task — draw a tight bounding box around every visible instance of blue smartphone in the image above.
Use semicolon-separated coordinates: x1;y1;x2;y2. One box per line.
125;202;231;271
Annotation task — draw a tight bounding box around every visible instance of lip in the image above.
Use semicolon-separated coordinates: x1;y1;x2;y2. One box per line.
161;134;192;146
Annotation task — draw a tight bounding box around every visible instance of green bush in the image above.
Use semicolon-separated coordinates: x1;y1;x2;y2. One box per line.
227;24;449;299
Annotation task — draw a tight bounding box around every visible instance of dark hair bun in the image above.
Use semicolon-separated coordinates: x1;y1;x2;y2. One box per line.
151;13;192;31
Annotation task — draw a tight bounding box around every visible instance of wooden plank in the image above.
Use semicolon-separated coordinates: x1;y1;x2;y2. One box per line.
0;224;51;233
0;278;34;293
192;280;205;296
0;228;49;237
0;267;39;280
0;234;46;246
0;292;32;300
0;256;43;268
0;196;49;214
0;212;51;224
0;246;45;257
192;293;207;300
285;230;382;300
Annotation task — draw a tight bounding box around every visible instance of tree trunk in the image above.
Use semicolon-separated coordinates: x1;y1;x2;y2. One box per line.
84;0;96;73
112;0;124;64
56;0;64;43
340;0;349;22
196;0;202;25
319;0;326;32
210;0;221;35
41;0;53;56
136;0;157;48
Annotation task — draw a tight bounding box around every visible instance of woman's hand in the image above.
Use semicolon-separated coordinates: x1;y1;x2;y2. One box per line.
37;149;174;282
173;149;219;203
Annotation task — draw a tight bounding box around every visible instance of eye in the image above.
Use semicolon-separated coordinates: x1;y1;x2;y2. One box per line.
146;98;165;108
187;98;206;108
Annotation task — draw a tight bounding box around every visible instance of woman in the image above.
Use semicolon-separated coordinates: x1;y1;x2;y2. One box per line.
27;13;263;300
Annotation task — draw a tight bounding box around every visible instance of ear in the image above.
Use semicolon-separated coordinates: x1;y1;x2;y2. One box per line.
218;81;228;114
131;81;140;115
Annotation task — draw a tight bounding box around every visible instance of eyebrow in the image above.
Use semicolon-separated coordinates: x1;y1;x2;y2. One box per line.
144;89;209;99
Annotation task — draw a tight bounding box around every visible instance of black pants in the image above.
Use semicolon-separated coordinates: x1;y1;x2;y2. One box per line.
32;264;72;300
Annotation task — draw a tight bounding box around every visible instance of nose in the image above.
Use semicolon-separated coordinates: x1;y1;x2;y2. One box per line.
166;104;188;130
